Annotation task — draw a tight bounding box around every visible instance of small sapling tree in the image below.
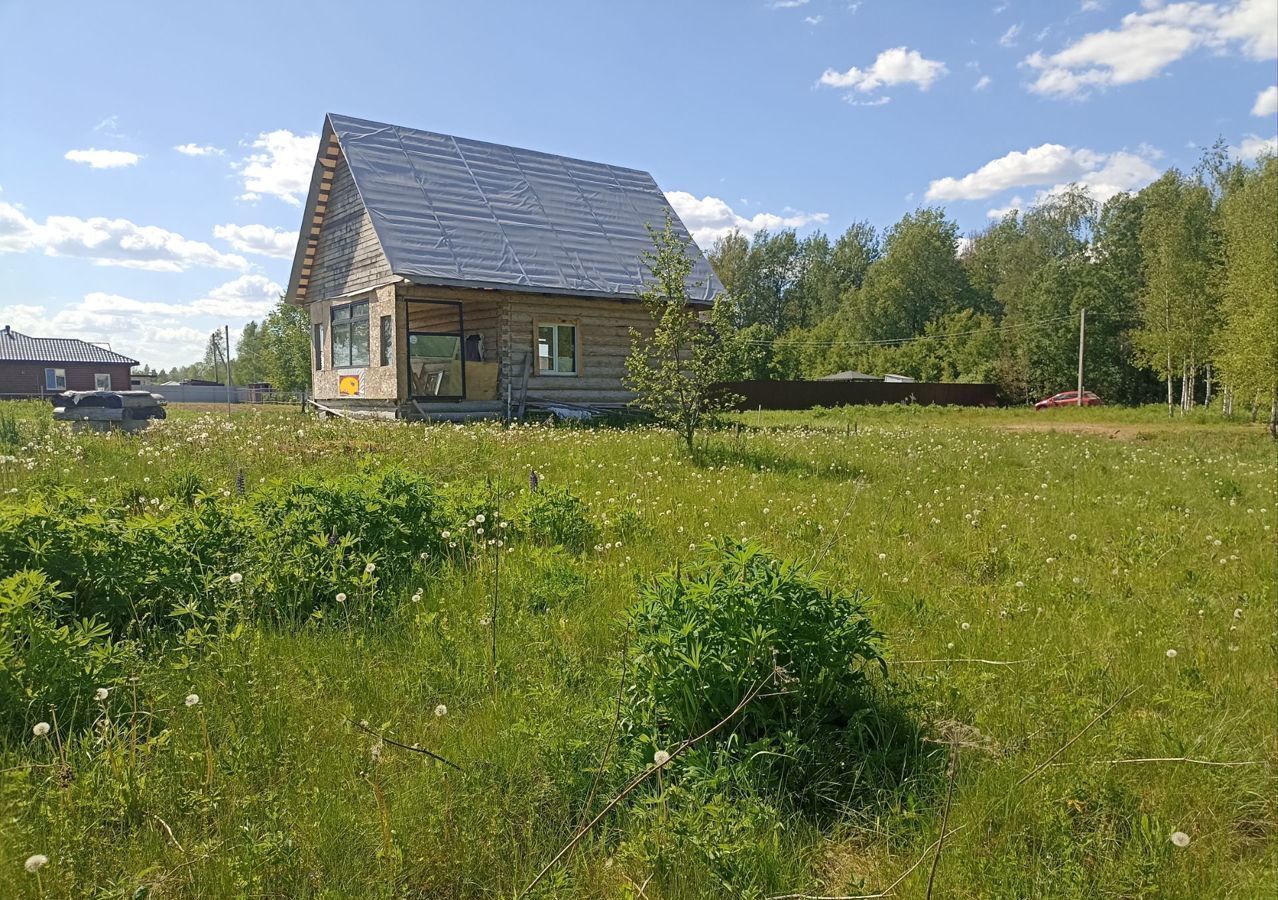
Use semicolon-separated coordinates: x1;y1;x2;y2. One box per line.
625;216;741;452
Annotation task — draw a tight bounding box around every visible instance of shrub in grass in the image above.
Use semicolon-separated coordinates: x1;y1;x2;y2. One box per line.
626;539;895;807
248;467;446;619
509;485;598;552
0;570;139;738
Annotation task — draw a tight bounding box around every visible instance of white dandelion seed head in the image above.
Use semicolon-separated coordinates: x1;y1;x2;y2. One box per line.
32;722;50;737
24;854;48;873
1170;830;1190;847
434;704;448;717
228;572;243;584
475;514;485;524
95;687;110;701
653;749;670;766
441;530;451;539
364;562;376;575
336;593;347;603
1165;648;1177;659
961;622;971;631
185;693;200;707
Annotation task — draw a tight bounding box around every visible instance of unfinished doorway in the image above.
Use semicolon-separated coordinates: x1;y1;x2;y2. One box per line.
403;298;466;401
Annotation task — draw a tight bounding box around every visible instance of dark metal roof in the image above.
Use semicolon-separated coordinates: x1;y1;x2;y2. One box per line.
290;113;722;304
0;328;138;366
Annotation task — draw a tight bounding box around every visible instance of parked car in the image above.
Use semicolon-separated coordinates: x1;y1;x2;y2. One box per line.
1035;390;1102;410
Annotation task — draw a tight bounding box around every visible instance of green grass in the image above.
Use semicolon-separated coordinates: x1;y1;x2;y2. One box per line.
0;402;1274;898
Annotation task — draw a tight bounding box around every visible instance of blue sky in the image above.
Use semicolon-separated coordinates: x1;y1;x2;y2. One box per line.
1;0;1274;368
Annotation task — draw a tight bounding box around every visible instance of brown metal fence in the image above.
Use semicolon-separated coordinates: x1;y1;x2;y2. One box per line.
715;380;1002;410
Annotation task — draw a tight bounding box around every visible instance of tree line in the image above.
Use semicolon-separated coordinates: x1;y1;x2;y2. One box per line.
148;301;311;392
709;144;1276;426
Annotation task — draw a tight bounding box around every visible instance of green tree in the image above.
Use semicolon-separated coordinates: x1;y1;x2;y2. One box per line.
1214;157;1278;433
625;217;741;451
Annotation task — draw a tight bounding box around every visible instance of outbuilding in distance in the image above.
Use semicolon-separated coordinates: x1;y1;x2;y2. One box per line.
284;113;722;419
0;325;137;398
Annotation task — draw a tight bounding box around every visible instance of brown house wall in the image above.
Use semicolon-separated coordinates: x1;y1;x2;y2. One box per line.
0;362;133;398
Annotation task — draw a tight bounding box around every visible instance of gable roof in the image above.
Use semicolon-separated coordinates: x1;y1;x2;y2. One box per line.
286;113;722;305
0;327;138;366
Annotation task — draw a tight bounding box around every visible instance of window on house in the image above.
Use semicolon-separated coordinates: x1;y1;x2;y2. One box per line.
94;373;111;391
536;323;577;375
44;368;66;391
380;315;393;366
313;323;324;370
331;301;369;368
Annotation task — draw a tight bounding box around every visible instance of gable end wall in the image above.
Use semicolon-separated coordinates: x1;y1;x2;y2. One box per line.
307;152;393;302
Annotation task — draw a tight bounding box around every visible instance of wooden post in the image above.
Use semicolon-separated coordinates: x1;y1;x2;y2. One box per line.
225;324;233;415
1076;308;1085;406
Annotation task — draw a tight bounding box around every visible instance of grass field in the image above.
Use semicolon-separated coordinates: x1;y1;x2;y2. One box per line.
0;402;1274;898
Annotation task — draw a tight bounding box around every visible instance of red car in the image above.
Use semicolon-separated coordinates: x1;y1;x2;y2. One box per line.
1035;390;1102;410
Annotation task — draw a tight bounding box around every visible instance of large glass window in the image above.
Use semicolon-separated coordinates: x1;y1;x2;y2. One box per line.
331;301;370;368
536;323;577;375
44;368;66;390
380;315;393;366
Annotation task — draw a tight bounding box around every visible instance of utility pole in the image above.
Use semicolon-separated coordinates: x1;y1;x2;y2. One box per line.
1076;307;1086;406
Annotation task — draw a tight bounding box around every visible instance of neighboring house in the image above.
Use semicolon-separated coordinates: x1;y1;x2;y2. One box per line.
284;113;722;417
0;326;137;397
817;370;878;382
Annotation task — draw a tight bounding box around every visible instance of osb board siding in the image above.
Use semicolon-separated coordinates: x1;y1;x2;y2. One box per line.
309;285;398;401
308;152;392;301
0;362;133;397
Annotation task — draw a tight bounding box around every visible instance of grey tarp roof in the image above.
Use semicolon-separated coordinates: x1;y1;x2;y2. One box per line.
0;329;138;365
304;113;722;303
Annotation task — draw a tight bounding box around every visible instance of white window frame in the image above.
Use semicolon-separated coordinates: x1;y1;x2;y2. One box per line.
535;322;578;376
94;373;111;391
44;368;66;391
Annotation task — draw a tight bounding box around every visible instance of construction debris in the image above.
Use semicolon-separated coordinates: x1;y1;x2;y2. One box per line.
52;390;167;433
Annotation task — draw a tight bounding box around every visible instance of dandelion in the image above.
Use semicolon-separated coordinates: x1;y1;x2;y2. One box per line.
1165;648;1177;659
878;553;887;561
1015;580;1025;588
961;622;970;630
336;593;347;603
434;704;448;717
653;749;670;766
1234;608;1243;619
95;687;110;701
1068;534;1077;541
364;562;376;575
441;530;451;539
32;722;50;737
24;854;48;873
185;693;200;707
228;572;243;585
475;514;486;524
1170;830;1191;848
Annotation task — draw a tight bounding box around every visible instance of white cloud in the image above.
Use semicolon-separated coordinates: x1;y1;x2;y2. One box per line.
213;223;297;259
1253;85;1278;116
0;275;282;368
665;191;829;247
927;142;1161;204
1000;24;1022;47
974;75;994;90
819;47;949;95
1233;133;1278;160
64;148;140;169
1024;0;1278;98
805;14;824;24
1081;0;1103;11
175;143;225;157
0;200;248;271
771;0;809;6
234;130;319;205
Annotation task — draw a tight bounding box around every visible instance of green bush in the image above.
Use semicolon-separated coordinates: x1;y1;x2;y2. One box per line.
626;540;891;806
248;467;445;618
0;570;139;738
